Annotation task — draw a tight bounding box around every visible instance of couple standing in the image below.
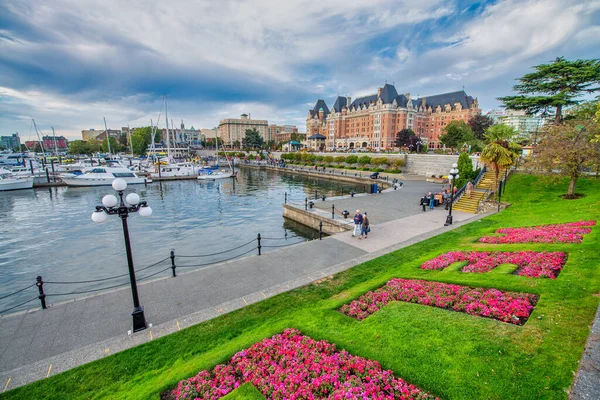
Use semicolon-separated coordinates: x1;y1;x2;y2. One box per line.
353;210;370;239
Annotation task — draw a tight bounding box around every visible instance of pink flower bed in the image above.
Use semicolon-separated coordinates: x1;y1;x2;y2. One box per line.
339;279;537;325
171;328;437;400
421;251;567;279
479;220;596;244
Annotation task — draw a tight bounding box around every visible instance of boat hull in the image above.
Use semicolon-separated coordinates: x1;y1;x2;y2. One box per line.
0;177;34;191
62;177;148;187
197;172;234;180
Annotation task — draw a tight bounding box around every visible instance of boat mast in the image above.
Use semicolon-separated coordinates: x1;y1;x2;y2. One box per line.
127;124;133;158
31;118;46;158
171;118;176;156
150;119;155;158
103;117;112;155
164;95;171;160
51;127;59;155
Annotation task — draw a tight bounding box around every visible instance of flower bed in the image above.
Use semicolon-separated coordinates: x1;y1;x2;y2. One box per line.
339;279;537;325
479;220;596;243
170;328;437;400
421;251;567;279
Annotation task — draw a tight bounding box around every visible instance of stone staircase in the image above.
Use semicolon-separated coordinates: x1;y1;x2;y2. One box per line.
452;169;503;213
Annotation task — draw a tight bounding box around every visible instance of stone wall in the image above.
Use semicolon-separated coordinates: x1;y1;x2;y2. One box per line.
271;151;481;177
283;204;352;234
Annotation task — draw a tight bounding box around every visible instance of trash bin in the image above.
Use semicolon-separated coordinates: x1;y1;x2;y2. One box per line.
372;183;378;193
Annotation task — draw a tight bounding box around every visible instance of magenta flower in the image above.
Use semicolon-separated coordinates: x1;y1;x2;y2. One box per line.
339;279;537;325
421;251;567;279
479;220;595;244
171;329;438;399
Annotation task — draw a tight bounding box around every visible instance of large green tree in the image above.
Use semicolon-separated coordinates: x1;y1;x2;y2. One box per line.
242;128;264;149
480;124;520;201
130;127;157;156
529;119;600;198
101;137;120;154
498;57;600;124
68;140;89;155
455;152;475;189
439;121;475;149
87;138;102;154
395;128;415;147
468;114;494;140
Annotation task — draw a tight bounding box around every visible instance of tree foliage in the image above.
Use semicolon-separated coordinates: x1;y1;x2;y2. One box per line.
480;124;520;200
498;57;600;124
439;121;475;149
468;114;494;140
395;128;415;147
527;119;600;198
455;152;475;189
242;128;264;149
101;137;120;154
68;139;101;155
130;127;155;156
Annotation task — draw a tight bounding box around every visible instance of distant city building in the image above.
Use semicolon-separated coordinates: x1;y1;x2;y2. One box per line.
268;124;301;142
25;136;68;152
494;110;549;142
0;133;20;150
219;114;268;147
201;128;218;142
307;83;480;150
81;128;121;141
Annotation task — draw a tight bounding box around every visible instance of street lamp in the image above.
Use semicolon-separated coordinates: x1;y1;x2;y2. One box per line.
91;178;153;332
445;163;459;226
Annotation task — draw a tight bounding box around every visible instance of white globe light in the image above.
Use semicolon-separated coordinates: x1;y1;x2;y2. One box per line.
452;163;458;168
102;194;118;208
448;175;454;180
139;206;152;217
112;178;127;191
456;174;460;179
125;193;140;205
91;211;108;223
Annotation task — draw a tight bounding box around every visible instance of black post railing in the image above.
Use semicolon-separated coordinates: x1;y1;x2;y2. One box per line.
36;276;47;309
170;249;176;277
319;221;323;240
305;197;308;210
331;205;335;219
284;192;287;204
257;233;262;255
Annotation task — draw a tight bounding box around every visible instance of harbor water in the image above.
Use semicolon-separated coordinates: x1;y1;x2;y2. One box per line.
0;168;366;314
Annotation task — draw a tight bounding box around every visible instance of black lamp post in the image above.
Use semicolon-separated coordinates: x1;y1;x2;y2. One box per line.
444;163;459;226
91;178;153;333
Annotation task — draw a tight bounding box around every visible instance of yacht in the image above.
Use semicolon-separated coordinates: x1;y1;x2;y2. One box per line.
62;166;149;187
197;169;236;180
0;168;34;191
0;153;31;167
151;161;198;178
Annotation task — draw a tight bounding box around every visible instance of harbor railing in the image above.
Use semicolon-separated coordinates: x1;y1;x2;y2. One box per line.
0;232;318;316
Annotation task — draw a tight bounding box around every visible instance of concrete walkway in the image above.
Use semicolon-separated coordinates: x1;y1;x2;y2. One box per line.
0;179;480;391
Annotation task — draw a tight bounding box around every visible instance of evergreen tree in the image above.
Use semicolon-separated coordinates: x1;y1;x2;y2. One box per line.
468;114;494;140
455;152;475;189
439;121;475;149
498;57;600;124
395;128;415;147
242;128;264;149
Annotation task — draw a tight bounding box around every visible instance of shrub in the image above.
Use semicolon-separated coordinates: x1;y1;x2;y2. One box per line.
387;169;402;173
371;157;389;166
393;158;405;168
345;155;358;164
306;154;316;162
357;155;372;165
324;156;334;163
315;155;324;162
348;166;357;170
370;167;385;172
333;156;346;163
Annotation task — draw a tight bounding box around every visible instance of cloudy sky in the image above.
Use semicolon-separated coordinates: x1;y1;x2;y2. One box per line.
1;0;598;140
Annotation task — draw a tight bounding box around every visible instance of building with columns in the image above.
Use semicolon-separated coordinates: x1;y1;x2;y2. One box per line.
307;83;480;150
218;114;269;147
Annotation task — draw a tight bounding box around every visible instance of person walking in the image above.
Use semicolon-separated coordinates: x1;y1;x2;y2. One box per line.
420;194;427;212
466;181;474;198
359;212;370;239
428;191;435;210
353;210;363;237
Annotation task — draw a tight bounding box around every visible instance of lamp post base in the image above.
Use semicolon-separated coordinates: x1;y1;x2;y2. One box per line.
132;306;147;332
444;215;453;226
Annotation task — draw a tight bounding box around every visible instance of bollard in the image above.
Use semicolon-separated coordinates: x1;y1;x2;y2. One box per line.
170;248;176;277
319;221;323;240
314;189;317;199
45;167;50;183
322;194;326;201
305;197;308;210
284;192;287;204
332;204;335;219
51;160;56;182
29;160;34;175
257;233;262;255
36;276;47;309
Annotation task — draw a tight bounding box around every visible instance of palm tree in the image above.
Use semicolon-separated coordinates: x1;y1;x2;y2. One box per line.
480;124;520;201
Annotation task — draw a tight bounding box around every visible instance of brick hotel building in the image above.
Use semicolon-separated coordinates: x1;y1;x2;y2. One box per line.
307;83;480;150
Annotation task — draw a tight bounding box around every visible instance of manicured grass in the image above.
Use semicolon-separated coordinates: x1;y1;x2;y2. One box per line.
2;174;599;399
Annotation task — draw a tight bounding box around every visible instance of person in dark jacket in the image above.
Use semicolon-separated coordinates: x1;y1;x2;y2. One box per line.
359;212;370;239
353;210;363;237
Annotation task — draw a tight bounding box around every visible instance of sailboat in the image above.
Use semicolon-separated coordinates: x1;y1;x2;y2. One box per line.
197;129;236;180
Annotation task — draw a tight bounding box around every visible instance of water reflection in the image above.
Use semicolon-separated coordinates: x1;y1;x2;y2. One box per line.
0;168;365;311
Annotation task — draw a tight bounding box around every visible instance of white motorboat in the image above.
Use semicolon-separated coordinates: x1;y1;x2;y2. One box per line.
0;168;34;191
62;166;148;186
151;162;198;178
197;169;236;180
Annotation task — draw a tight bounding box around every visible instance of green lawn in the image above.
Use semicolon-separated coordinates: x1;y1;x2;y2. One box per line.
3;174;599;400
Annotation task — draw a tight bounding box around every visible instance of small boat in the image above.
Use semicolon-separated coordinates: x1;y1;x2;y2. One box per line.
197;169;236;180
0;168;34;191
62;166;148;186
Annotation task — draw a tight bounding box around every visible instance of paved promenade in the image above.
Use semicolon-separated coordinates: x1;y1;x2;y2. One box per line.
0;182;484;391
